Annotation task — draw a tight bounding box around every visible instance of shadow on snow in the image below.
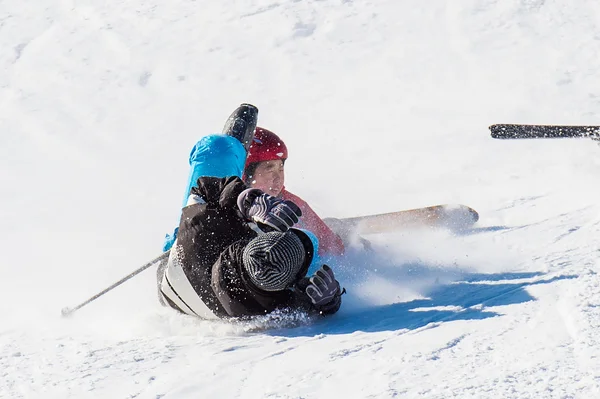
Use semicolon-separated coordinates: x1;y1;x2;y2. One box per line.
270;270;577;337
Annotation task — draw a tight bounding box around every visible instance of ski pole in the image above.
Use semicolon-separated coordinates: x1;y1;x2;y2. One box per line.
61;250;170;317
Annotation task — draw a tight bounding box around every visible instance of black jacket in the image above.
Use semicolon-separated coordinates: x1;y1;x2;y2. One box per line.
173;176;316;318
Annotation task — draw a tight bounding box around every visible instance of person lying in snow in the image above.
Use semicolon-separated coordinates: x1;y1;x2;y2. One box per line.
164;127;346;258
158;104;344;319
242;127;346;257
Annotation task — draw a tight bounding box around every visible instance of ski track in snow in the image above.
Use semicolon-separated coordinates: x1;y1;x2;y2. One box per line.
3;0;600;397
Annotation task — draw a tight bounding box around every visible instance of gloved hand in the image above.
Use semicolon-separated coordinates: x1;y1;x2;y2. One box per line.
237;188;302;232
298;265;344;315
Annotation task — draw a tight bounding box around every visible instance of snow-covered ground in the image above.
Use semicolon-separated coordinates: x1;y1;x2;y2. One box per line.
2;0;600;397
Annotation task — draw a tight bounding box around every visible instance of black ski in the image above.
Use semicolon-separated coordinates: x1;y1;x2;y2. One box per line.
490;124;600;139
223;103;259;150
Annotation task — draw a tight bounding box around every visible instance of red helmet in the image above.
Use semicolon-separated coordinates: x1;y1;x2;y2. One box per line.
244;127;288;168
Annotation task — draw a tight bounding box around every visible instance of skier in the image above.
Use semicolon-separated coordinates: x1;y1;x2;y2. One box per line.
158;104;344;319
243;127;346;257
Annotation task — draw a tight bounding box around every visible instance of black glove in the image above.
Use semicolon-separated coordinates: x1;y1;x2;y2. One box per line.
299;265;344;315
237;188;302;232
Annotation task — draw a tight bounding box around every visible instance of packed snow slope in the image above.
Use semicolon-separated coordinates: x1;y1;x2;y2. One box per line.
2;0;600;397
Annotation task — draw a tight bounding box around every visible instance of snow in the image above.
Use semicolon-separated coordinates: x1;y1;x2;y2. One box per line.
2;0;600;397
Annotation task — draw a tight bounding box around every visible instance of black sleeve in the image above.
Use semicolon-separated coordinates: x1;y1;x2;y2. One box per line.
211;240;257;317
191;176;248;210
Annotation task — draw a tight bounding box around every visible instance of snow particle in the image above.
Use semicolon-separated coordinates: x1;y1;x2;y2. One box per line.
139;71;152;87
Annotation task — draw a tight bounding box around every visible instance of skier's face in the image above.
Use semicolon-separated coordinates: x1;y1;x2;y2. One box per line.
250;160;285;197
